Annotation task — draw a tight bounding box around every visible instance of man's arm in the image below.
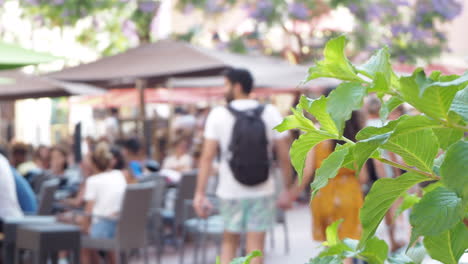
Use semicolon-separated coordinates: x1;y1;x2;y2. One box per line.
275;136;293;189
194;139;218;218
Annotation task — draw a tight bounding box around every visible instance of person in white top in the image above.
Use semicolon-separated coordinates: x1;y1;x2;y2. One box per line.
104;108;120;143
193;68;292;264
162;137;193;173
82;142;127;264
161;137;193;183
0;153;23;222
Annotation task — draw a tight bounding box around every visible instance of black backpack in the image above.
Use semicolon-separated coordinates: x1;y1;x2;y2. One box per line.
227;104;270;186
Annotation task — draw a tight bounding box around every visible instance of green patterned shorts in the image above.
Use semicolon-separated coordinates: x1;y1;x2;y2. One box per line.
219;196;275;233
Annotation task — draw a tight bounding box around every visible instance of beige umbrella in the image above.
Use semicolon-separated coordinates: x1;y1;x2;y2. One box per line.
0;70;104;101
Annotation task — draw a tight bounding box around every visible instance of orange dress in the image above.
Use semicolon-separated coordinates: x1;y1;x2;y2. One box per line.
311;141;363;241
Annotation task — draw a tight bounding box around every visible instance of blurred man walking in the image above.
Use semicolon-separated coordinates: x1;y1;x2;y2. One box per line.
194;68;291;264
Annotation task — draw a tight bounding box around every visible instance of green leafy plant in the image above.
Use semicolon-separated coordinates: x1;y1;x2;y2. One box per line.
276;35;468;264
216;251;263;264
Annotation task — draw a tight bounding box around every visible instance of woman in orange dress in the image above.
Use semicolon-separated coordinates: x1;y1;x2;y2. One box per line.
287;111;367;245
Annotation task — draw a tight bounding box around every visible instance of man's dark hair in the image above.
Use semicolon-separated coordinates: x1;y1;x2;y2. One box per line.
121;137;141;154
110;107;119;115
223;68;254;95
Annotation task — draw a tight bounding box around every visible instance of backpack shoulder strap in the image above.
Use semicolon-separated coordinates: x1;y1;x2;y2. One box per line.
226;104;243;118
254;104;265;117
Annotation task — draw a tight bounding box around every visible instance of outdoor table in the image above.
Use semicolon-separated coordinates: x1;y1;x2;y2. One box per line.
2;216;56;264
15;223;80;264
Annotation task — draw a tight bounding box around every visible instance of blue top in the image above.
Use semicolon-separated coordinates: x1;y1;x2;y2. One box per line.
12;167;38;214
129;161;143;179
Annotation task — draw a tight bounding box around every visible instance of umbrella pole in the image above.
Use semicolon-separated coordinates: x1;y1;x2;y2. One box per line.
166;79;175;148
136;78;150;158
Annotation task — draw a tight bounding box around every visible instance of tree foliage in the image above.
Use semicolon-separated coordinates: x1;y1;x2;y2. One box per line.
276;35;468;263
17;0;160;56
178;0;462;63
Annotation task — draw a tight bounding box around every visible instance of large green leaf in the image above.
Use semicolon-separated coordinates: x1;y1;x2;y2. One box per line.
359;172;428;246
325;219;344;247
400;69;466;120
395;193;421;218
410;187;464;238
354;133;390;173
300;95;339;135
306;36;362;83
440;141;468;198
424;222;468;264
432;128;464;150
290;132;333;182
406;243;427;264
382;116;440;173
379;96;403;121
310;145;350;197
327;82;367;136
274;106;316;132
356;115;407;140
387;254;416;264
229;250;262;264
308;255;343;264
357;47;396;93
449;86;468;123
359;237;389;264
340;143;358;170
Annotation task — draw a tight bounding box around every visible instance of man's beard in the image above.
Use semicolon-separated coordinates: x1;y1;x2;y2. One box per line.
225;89;234;103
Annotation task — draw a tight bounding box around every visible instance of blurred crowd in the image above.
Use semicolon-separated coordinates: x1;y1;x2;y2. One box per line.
0;78;416;264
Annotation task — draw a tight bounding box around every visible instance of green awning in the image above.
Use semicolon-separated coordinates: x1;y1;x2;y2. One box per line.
0;41;59;70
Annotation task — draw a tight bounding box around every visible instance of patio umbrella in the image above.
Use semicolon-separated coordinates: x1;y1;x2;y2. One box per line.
0;70;104;101
46;39;323;155
0;42;59;70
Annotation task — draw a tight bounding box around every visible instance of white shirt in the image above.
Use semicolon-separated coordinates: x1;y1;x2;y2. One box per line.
162;154;193;172
204;99;286;199
104;117;119;141
84;170;127;219
0;154;23;219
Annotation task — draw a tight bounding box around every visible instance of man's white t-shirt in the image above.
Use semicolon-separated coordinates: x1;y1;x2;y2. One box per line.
0;154;23;219
84;170;127;220
204;99;286;199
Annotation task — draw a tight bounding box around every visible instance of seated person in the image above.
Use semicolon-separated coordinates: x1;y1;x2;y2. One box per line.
0;145;37;214
12;167;37;214
161;137;193;183
82;142;127;264
48;146;81;199
162;137;193;173
120;138;145;179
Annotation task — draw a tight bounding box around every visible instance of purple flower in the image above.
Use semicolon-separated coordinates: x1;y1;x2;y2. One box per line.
391;24;406;36
432;0;462;20
348;3;359;14
138;1;159;13
390;0;410;6
183;3;195;14
122;19;138;39
61;9;70;18
398;55;408;62
288;2;309;20
366;4;380;20
52;0;64;5
205;0;225;13
248;0;274;21
408;26;432;40
24;0;38;4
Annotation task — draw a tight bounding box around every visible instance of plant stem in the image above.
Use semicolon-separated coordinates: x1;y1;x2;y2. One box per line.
341;137;356;145
377;158;439;180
